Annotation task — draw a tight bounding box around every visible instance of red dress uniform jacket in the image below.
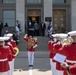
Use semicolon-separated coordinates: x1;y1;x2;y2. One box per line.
0;46;11;72
70;65;76;75
48;41;52;51
51;42;56;59
48;41;53;58
53;44;64;70
65;43;76;61
58;43;76;61
57;43;76;75
9;39;17;48
5;43;16;60
24;38;38;52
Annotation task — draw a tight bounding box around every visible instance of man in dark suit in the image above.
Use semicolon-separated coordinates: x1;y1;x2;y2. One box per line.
27;20;34;37
40;21;46;36
0;21;3;36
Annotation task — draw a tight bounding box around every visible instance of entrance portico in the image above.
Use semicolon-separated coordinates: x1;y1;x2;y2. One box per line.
16;0;52;33
15;0;76;33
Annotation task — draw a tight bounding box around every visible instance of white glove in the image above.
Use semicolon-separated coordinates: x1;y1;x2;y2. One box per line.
24;34;28;38
33;44;37;48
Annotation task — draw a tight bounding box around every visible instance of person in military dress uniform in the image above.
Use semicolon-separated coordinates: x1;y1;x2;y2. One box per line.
0;37;12;75
24;34;38;67
6;33;19;74
61;31;76;75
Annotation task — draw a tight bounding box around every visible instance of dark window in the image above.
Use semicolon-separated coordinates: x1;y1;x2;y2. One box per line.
53;0;66;3
2;0;16;3
27;0;41;3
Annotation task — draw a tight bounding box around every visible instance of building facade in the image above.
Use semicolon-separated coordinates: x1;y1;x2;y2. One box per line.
0;0;76;34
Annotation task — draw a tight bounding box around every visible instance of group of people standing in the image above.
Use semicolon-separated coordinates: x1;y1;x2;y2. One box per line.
0;20;21;46
27;20;46;37
48;31;76;75
0;21;10;37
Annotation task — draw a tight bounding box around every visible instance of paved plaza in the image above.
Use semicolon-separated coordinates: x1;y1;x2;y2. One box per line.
13;33;52;75
13;52;52;75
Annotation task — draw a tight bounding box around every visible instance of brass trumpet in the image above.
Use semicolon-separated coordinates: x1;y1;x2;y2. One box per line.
13;47;19;56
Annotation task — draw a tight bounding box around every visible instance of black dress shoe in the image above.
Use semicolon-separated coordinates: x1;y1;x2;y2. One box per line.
29;65;33;67
30;65;33;67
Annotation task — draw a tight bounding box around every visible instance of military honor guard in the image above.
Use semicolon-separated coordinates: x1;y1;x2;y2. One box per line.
48;33;74;75
6;33;19;55
48;35;54;75
53;34;68;75
0;37;12;75
4;37;17;75
6;33;19;75
48;34;61;75
64;31;76;75
51;31;76;75
24;34;38;67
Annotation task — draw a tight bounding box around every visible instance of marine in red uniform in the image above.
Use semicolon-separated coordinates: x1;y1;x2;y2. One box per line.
48;36;55;75
48;34;61;75
24;34;38;67
6;33;19;74
58;31;76;75
0;37;12;75
6;33;19;55
61;62;76;75
4;37;16;75
51;34;69;75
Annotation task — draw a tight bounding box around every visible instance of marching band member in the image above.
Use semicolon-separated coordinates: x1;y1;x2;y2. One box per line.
56;31;76;75
6;33;16;48
6;33;19;74
48;34;60;75
64;31;76;75
4;37;16;75
48;35;54;75
52;34;61;75
53;34;68;75
0;37;12;75
24;34;38;67
6;33;19;56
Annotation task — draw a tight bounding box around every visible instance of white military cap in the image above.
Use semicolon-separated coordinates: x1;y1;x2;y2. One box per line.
0;37;9;41
52;33;68;38
68;31;76;36
4;37;10;41
59;33;68;38
6;33;13;37
52;34;60;38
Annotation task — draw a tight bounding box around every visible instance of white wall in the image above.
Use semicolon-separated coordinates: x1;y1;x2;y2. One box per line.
16;0;25;33
71;0;76;30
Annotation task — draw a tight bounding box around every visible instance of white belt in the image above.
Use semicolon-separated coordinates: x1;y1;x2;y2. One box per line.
0;58;8;62
66;59;76;63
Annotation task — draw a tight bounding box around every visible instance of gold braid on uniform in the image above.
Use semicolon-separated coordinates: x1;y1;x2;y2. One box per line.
27;38;35;50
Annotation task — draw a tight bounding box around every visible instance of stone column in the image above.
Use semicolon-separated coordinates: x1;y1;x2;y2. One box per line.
71;0;76;30
44;0;52;22
44;0;52;36
16;0;25;33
